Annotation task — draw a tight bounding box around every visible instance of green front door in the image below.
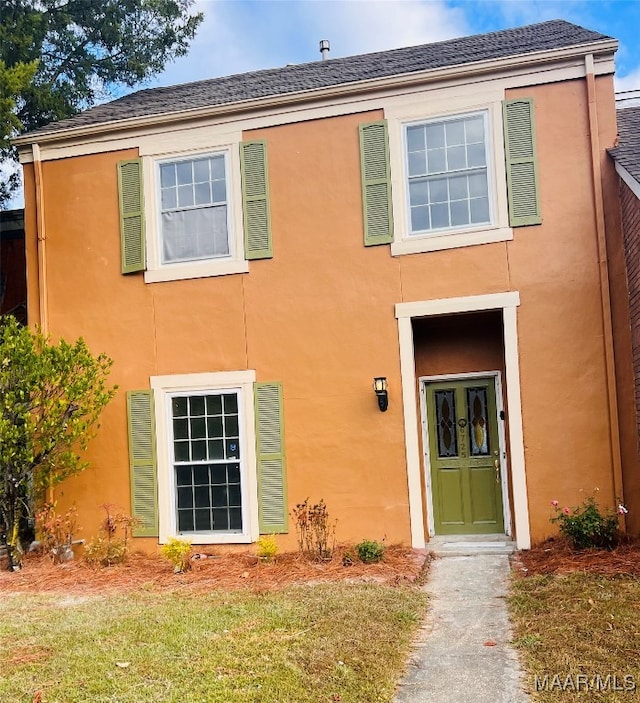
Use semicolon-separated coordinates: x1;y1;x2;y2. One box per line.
425;377;504;535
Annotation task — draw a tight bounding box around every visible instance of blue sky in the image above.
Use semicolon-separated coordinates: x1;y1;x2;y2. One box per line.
152;0;640;92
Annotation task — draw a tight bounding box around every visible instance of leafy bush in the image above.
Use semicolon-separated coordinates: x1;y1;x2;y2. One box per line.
256;535;278;560
84;504;139;566
35;502;79;562
161;537;192;572
550;496;626;550
356;540;386;563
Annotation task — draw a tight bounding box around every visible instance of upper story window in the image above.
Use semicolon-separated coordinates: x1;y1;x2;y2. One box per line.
159;154;230;265
405;112;490;235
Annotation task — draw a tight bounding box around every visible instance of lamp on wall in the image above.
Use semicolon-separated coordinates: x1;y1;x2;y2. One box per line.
373;377;388;412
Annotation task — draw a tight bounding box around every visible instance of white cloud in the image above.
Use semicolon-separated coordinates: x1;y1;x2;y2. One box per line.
615;66;640;95
154;0;469;88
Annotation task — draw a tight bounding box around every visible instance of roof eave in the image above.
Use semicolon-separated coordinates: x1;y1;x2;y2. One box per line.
13;37;618;148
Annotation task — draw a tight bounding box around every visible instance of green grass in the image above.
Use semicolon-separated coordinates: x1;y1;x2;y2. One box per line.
0;583;427;703
510;573;640;702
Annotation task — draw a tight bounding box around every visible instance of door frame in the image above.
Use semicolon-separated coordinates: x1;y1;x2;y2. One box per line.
419;371;512;538
395;291;531;549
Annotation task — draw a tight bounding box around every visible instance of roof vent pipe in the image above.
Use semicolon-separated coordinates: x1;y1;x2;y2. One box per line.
319;39;330;60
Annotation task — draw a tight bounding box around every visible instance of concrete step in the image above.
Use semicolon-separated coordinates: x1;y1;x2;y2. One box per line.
427;535;517;557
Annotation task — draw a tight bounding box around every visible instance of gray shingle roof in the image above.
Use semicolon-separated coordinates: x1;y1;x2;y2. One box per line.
610;107;640;184
20;19;612;140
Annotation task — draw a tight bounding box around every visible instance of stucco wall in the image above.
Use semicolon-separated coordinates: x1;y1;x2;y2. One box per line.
24;74;623;548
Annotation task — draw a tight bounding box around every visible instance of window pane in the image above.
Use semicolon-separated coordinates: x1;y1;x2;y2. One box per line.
160;164;176;188
225;415;239;436
228;463;240;483
429;179;447;204
409;180;428;206
426;148;446;174
208;440;224;460
212;180;227;204
174;441;190;462
226;439;240;460
195;509;212;531
207;395;223;415
190;417;206;439
176;161;193;185
469;172;488;198
211;464;227;484
450;200;470;227
193;159;210;183
425;122;445;149
172;397;188;417
173;418;189;440
410;205;429;232
449;175;468;201
162;206;229;264
176;465;192;486
229;508;242;530
177;486;193;509
228;484;241;506
178;510;194;532
445;120;465;145
406;125;425;152
223;394;238;413
194;485;210;508
192;440;207;461
161;187;177;211
190;396;205;416
213;508;229;531
193;465;209;485
430;203;450;229
446;145;466;171
212;485;228;507
177;184;194;208
195;182;211;206
470;197;490;223
207;416;224;438
467;143;486;168
408;150;427;177
211;155;226;180
465;116;484;143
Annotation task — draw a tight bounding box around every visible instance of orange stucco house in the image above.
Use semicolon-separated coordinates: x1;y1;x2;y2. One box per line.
14;19;637;551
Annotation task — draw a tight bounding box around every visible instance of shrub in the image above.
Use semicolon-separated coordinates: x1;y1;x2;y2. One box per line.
161;537;192;572
35;502;79;563
256;535;278;560
291;498;336;561
356;540;385;563
84;504;139;566
550;496;626;550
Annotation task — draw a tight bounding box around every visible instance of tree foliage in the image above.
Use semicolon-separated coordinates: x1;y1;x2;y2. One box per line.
0;316;116;569
0;0;203;205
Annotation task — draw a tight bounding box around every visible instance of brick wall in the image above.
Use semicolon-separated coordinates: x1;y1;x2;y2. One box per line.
621;180;640;445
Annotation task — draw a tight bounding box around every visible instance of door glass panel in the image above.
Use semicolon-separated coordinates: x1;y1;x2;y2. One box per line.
434;389;458;457
467;387;490;456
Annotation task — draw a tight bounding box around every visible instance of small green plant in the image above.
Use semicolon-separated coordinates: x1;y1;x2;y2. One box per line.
355;539;386;563
291;498;336;561
161;537;192;572
550;495;626;550
256;535;278;561
85;504;140;566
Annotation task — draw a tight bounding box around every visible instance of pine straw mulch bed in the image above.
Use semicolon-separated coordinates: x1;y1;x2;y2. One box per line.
0;544;430;596
513;537;640;577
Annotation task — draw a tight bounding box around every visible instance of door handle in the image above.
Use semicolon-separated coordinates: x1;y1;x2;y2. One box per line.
494;458;500;483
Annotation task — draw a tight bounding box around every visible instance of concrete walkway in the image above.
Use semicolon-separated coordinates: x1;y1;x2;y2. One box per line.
394;552;530;703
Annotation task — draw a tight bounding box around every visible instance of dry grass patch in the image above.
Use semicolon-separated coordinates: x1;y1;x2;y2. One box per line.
510;573;640;702
0;582;427;703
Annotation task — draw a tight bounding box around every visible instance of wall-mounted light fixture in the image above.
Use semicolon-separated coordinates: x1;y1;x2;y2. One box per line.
373;377;388;412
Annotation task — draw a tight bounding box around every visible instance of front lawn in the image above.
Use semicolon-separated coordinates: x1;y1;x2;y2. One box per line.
0;581;427;703
510;572;640;702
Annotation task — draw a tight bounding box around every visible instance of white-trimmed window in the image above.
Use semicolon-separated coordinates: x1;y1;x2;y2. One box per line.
405;112;491;234
159;153;231;265
152;371;259;544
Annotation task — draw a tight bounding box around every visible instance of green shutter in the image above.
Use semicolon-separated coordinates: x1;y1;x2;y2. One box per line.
359;120;393;246
503;98;541;227
254;382;287;533
240;140;272;260
117;159;146;273
127;390;158;537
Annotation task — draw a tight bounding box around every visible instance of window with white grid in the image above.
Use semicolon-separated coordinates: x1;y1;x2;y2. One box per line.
170;391;243;533
405;112;491;234
159;153;230;264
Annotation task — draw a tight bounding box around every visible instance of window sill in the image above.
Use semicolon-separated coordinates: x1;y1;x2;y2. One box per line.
144;258;249;283
391;225;512;256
